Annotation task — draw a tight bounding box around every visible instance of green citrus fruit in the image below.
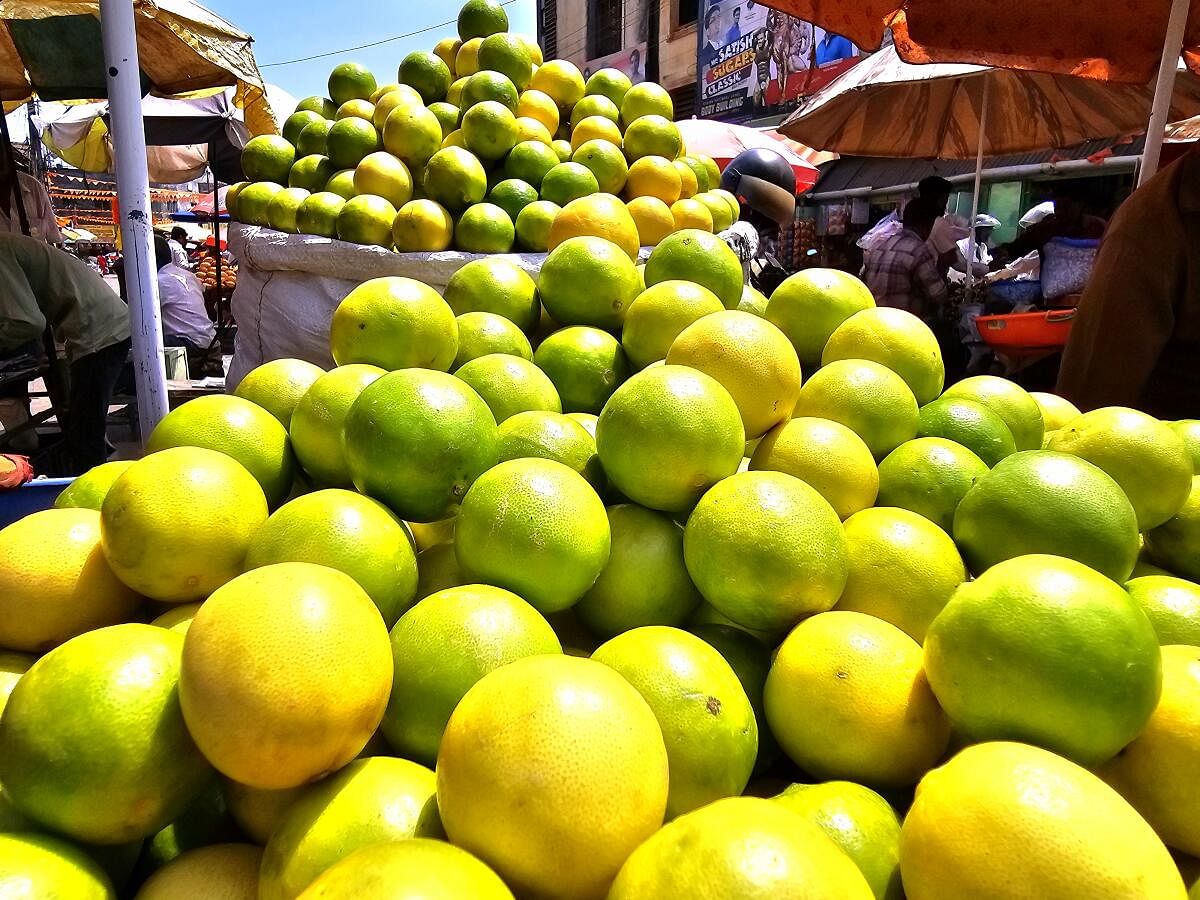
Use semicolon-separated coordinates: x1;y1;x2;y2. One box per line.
942;375;1044;451
335;193;397;245
876;437;988;533
453;311;533;369
644;228;743;309
488;177;538;221
399;50;452;103
457;0;509;40
495;409;603;488
242;134;296;184
323;168;357;199
823;307;945;405
267;186;310;231
620;81;674;124
1172;419;1200;473
53;459;135;510
792;359;920;459
325;116;381;169
236;181;284;226
765;269;875;368
289;364;385;488
0;833;114;900
540;161;599;206
1031;391;1081;430
750;417;878;519
532;326;629;414
381;103;442;167
453;353;560;422
455;202;515;252
330;275;458;371
296;119;333;157
623;115;684;161
233;358;325;429
514;199;560;251
422;146;488;213
1125;574;1200;645
571;138;628;194
924;554;1161;766
917;395;1018;467
478;33;533;91
294;191;345;237
537;236;641;329
620;280;723;370
444;257;540;331
503;140;559;188
1145;475;1200;581
462;100;519;159
328;62;377;106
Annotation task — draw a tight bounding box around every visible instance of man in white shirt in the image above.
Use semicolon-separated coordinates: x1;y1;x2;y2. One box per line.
0;164;62;243
154;236;220;377
167;226;190;267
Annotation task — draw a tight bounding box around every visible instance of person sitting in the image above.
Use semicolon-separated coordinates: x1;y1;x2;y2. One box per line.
997;180;1106;264
861;197;948;318
0;233;129;472
154;236;222;378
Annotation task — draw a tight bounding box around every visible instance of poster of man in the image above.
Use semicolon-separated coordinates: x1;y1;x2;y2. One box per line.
584;42;648;85
698;0;863;123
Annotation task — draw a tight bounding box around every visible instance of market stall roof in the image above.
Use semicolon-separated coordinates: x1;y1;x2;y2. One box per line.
762;0;1200;84
675;118;822;192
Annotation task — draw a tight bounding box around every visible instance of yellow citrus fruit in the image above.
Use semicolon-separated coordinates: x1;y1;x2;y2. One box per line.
1146;475;1200;582
765;610;950;786
0;832;114;900
624;195;675;247
765;269;875;369
901;741;1185;899
693;191;733;232
1101;643;1200;857
101;447;267;602
433;36;461;75
440;125;467;148
678;155;712;192
52;460;134;511
136;843;262;900
437;654;668;899
453;311;533;369
406;516;455;552
422;146;487;213
179;563;392;789
531;59;586;107
924;554;1161;765
537;235;641;329
610;796;874;900
0;624;212;844
515;198;560;251
822;307;944;405
149;601;202;634
539;160;599;205
334;99;374;123
380;584;561;764
517;88;559;132
570;114;622;150
620;279;723;370
222;780;309;846
684;471;848;633
644;228;744;308
774;782;902;900
1172;419;1200;473
455;458;608;613
793;359;920;460
953;451;1140;581
530;326;629;416
352;150;412;207
268;185;309;232
454;37;484;77
295;839;513;900
597;365;744;513
918;395;1018;466
547;192;640;260
444;257;540;331
623;115;683;161
331;275;458;371
669;197;712;231
146;394;295;507
454;202;515;253
592;626;757;817
570;138;628;194
514;115;552;144
0;508;139;653
289;364;385;488
620;81;673;124
750;417;879;519
584;67;632;108
258;757;439;900
392;198;454;251
244;489;418;627
835;507;966;642
1047;406;1193;530
453;353;560;422
942;375;1045;451
673;158;699;198
666;309;801;438
1031;390;1081;430
233;358;325;429
1126;574;1200;645
737;283;769;315
370;86;419;131
624;155;681;203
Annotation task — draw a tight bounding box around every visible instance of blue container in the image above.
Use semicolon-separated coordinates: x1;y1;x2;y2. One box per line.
0;477;74;529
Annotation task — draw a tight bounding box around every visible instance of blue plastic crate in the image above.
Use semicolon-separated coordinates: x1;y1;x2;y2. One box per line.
0;477;73;529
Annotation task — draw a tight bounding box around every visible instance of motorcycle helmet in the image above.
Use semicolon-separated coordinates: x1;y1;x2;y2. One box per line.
720;148;797;228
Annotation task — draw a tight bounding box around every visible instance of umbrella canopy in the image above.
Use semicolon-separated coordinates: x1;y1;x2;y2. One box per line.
780;46;1200;158
762;0;1200;84
676;118;823;192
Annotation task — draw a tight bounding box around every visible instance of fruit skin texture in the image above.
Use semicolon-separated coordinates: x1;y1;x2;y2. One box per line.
295;839;513;900
343;368;499;523
953;450;1140;582
436;654;669;900
548;191;640;260
330;276;458;372
1046;406;1193;530
537;235;641;330
288;364;385;489
608;796;874;900
1100;643;1200;857
136;843;262;900
455;458;610;614
146;393;295;508
899;741;1186;900
576;504;701;638
765;611;950;788
773;781;904;900
942;374;1045;451
101;446;268;603
1125;575;1200;645
1031;390;1082;430
750;416;879;519
924;554;1162;767
596;365;745;513
495;409;603;488
792;359;920;460
454;353;561;422
0;832;114;900
644;229;744;309
1145;475;1200;582
592;626;757;818
620;279;725;371
443;257;540;332
380;584;562;765
666;310;801;438
835;506;966;642
917;395;1018;467
179;563;393;790
233;358;325;429
53;459;134;510
0;508;139;653
532;326;629;414
244;489;418;627
765;268;875;368
259;757;441;900
823;306;945;405
684;471;849;633
0;624;212;844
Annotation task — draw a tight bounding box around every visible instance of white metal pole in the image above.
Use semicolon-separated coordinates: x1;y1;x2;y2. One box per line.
1140;0;1189;187
965;77;989;296
100;0;168;437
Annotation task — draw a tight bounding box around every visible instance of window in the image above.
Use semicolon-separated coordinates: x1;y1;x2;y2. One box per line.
588;0;624;59
668;82;697;118
540;0;558;60
676;0;699;27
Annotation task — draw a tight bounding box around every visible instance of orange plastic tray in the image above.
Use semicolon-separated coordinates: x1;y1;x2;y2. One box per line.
975;308;1076;351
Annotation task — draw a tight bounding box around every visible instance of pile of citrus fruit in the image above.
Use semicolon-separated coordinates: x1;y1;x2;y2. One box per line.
5;172;1200;898
228;0;739;255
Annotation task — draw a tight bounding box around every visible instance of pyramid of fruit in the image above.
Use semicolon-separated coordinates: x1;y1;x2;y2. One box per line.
228;0;738;255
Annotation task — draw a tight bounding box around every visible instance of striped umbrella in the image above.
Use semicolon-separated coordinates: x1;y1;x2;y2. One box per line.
676;118;825;192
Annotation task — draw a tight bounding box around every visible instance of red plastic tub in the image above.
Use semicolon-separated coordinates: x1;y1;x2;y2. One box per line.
975;308;1076;355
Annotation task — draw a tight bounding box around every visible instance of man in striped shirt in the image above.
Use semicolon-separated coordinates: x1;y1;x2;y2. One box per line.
861;197;948;318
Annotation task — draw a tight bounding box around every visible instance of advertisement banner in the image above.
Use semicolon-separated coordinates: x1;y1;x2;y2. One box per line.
583;42;649;85
697;0;864;123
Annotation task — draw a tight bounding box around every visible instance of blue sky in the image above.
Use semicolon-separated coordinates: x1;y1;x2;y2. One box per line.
205;0;538;104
